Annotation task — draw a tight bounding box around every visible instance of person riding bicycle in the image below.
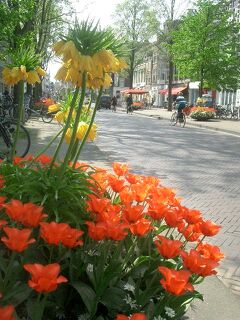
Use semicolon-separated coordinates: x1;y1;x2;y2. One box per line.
175;92;186;121
126;95;133;114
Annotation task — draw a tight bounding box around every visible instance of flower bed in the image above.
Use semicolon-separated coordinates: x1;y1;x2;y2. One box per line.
0;158;223;319
190;107;216;121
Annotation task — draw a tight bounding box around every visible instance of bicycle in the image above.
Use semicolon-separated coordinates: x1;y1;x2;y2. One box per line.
0;117;30;159
170;110;186;127
25;102;54;123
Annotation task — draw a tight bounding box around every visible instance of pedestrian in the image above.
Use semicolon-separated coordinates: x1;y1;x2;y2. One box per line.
126;95;133;114
111;96;117;112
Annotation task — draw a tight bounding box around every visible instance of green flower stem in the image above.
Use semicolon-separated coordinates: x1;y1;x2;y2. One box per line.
33;294;48;320
60;72;87;174
27;127;64;168
87;88;94;114
73;86;103;167
48;87;80;173
3;251;17;289
195;235;206;249
11;80;24;162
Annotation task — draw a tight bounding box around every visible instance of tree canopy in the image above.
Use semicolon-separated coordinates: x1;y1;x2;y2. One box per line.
113;0;155;88
171;0;240;94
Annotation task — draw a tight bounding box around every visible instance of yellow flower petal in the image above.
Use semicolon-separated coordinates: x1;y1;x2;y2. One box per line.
36;66;46;77
53;40;66;55
27;70;41;84
48;104;60;113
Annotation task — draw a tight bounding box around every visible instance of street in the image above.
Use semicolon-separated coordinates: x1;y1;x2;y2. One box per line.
94;110;240;295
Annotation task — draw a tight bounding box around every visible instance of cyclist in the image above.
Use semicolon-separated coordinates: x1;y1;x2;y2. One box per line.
175;92;186;122
126;95;133;114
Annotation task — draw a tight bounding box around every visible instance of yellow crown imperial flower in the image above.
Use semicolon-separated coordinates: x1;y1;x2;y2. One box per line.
36;66;46;77
55;65;68;81
27;70;41;85
48;104;60;113
76;122;88;140
65;127;74;144
52;40;66;55
88;123;97;141
54;111;66;123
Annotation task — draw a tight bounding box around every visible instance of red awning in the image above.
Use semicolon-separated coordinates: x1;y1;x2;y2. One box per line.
159;86;187;95
121;88;149;94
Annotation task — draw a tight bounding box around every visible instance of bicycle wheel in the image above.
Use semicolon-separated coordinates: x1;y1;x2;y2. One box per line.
170;112;177;126
41;109;54;123
178;114;186;127
2;121;31;158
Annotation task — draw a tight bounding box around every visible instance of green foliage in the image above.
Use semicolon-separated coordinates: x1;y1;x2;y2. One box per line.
172;0;240;91
113;0;156;86
190;108;216;120
0;162;94;225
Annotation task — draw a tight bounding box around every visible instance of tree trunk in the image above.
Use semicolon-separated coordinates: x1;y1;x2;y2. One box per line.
167;59;174;111
129;48;135;89
199;68;204;97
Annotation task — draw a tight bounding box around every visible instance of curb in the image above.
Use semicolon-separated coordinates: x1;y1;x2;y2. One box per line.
133;111;240;137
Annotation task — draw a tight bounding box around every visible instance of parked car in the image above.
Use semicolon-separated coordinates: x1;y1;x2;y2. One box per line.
99;95;111;109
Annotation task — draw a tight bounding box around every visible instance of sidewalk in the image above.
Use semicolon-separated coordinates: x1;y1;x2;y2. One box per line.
127;107;240;136
25;119;240;320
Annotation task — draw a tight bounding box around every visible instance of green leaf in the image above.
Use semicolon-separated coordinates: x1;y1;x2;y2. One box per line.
100;287;126;310
71;281;97;315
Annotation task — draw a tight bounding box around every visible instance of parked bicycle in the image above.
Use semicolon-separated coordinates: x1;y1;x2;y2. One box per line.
24;96;54;123
215;104;239;120
0;116;30;159
170;110;186;127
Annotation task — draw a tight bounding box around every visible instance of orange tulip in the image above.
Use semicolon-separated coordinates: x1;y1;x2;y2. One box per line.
112;162;129;176
61;227;84;248
196;243;224;262
0;305;16;320
155;236;183;259
35;154;53;165
24;263;67;293
1;227;35;252
200;220;221;236
0;196;6;208
108;176;125;193
178;223;202;242
40;222;83;247
184;208;203;224
131;184;149;202
129;218;152;236
119;188;134;204
164;210;183;228
125;173;141;184
3;200;47;227
158;266;194;296
122;205;144;223
87;194;110;214
147;203;168;220
86;221;107;240
181;249;218;277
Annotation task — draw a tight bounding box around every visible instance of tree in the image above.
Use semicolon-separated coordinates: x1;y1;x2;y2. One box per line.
150;0;190;111
171;0;240;96
113;0;155;88
0;0;73;98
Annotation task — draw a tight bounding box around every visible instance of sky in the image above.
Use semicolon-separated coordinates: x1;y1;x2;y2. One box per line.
48;0;121;80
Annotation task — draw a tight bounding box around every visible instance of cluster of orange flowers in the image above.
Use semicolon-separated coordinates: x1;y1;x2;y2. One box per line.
0;157;224;319
191;106;216;113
